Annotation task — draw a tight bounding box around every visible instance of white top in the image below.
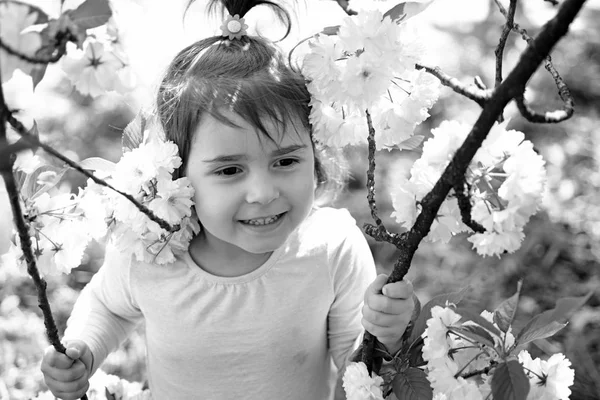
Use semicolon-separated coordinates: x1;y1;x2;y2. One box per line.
64;207;376;400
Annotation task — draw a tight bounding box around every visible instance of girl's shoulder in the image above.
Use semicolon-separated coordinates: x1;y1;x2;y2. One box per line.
293;206;362;251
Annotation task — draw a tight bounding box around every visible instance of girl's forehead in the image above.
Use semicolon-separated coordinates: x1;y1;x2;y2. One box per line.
192;111;311;155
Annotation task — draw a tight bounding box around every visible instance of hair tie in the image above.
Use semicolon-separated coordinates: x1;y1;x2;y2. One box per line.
220;14;248;40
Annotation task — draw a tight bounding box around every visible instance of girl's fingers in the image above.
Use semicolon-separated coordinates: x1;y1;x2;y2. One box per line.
367;294;413;315
362;304;401;327
382;280;413;299
43;374;89;395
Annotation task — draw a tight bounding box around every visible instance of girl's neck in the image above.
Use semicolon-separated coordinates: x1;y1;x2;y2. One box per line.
188;232;273;278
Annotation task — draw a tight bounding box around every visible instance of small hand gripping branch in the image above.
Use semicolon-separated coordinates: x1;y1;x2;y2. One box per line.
358;0;589;375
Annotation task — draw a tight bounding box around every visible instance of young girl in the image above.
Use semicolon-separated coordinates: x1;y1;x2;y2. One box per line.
40;1;414;398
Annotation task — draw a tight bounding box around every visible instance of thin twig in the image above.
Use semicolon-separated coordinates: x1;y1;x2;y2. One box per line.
415;63;491;107
5;111;179;233
453;180;486;233
495;0;575;123
494;0;518;88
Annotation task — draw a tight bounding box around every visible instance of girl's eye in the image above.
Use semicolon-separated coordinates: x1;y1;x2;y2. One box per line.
275;158;299;168
215;166;242;176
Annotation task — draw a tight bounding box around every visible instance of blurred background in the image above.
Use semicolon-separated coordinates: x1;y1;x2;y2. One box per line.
1;0;599;399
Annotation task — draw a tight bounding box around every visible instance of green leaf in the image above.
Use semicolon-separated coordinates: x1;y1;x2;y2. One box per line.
68;0;112;30
515;292;593;346
392;367;433;400
408;286;470;346
79;157;116;174
105;388;117;400
491;360;530;400
383;0;435;23
122;110;153;153
22;164;67;200
321;25;340;36
396;135;424;151
449;325;496;349
494;280;522;333
455;307;503;338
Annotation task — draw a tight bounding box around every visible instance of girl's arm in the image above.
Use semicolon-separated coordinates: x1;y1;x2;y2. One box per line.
63;243;143;375
326;214;377;369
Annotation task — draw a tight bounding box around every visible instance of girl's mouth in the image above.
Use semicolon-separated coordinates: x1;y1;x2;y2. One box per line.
241;212;286;226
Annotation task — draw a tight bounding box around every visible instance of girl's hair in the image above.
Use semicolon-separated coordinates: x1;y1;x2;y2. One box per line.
156;0;347;204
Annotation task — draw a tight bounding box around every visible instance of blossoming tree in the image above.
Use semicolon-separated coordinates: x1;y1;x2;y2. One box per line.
0;0;594;399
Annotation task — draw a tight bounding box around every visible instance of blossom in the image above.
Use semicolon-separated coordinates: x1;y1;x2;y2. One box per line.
422;306;462;361
148;175;195;224
518;351;574;400
2;68;35;129
303;10;436;150
343;362;385;400
61;40;123;97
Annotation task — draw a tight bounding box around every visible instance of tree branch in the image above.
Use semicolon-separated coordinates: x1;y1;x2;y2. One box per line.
495;0;575;123
495;0;518;89
0;64;88;400
415;63;491;107
361;0;588;373
453;180;486;233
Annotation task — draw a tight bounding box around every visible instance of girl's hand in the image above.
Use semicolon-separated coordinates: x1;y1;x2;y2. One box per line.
362;274;415;355
40;340;93;400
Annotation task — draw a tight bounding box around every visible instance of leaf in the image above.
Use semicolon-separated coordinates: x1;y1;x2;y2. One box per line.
383;0;435;23
455;307;503;338
122;111;151;153
22;164;68;200
494;280;523;333
396;135;424;151
491;360;530;400
408;286;470;346
68;0;112;30
392;367;433;400
105;388;116;400
79;157;116;173
321;25;340;36
515;292;593;346
449;325;496;348
0;1;49;82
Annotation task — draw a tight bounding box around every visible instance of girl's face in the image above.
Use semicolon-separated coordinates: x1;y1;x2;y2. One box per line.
185;110;316;258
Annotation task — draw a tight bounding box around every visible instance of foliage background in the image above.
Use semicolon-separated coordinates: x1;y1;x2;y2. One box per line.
0;0;599;398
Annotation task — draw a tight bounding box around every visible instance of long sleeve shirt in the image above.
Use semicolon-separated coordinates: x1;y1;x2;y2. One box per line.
64;207;377;399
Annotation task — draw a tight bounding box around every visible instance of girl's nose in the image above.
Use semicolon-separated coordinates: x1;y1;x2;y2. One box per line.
245;173;280;205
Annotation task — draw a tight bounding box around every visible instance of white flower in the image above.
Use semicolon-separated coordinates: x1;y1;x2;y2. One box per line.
422;306;462;361
61;40;123;97
519;351;574;400
36;219;89;276
342;362;385;400
2;69;35;129
148;176;194;224
309;100;367;147
467;230;524;257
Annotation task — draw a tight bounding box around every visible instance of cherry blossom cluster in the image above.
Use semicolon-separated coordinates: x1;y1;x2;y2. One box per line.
33;369;152;400
389;120;547;256
3;133;198;275
81;136;199;266
342;361;385;400
60;17;136;98
422;306;574;400
302;10;440;150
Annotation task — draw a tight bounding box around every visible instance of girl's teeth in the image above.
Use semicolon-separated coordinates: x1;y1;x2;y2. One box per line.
244;214;281;225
